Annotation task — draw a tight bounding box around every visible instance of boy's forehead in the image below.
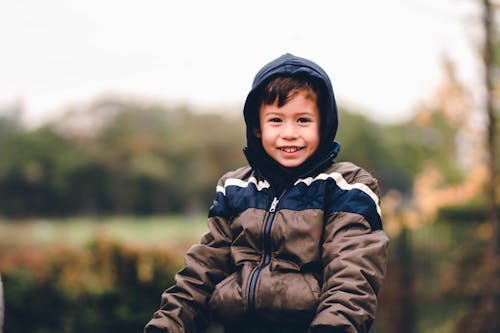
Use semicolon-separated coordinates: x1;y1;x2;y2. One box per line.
259;91;320;114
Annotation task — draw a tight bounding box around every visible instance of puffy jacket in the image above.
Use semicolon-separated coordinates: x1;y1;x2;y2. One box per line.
145;54;389;333
145;162;388;333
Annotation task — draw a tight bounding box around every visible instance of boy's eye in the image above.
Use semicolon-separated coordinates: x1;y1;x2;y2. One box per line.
269;118;282;123
298;117;311;123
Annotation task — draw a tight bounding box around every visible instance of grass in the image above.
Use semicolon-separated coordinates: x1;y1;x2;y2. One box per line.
0;215;209;248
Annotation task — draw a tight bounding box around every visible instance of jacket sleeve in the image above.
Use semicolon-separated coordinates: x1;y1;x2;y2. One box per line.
310;170;389;333
144;176;234;333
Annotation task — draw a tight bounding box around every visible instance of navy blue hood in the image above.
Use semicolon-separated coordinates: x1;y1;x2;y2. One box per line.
242;53;340;191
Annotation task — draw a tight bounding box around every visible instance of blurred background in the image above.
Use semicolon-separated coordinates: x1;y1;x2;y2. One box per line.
0;0;499;332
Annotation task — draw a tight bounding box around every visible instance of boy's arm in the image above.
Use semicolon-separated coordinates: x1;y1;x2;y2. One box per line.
311;170;389;333
144;177;233;333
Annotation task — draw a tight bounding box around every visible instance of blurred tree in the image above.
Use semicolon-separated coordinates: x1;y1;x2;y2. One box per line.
336;110;410;193
471;1;500;332
92;100;246;214
336;108;461;196
0;126;81;216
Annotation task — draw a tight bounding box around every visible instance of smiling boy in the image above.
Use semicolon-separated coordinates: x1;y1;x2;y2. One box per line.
255;82;320;168
145;54;389;333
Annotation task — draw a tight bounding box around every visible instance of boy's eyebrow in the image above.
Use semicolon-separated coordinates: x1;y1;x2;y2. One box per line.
295;111;317;116
262;110;284;116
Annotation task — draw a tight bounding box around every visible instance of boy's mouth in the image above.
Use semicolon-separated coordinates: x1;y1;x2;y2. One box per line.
279;146;304;153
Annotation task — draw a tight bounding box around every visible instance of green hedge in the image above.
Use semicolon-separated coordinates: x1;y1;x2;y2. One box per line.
1;239;178;333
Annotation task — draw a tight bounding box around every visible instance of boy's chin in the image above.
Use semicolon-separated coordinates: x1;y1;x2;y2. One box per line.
276;160;306;170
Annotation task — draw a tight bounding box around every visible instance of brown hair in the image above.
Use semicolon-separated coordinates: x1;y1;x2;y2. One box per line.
260;75;319;107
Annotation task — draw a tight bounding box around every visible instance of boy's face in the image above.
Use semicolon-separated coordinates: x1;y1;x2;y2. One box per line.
255;90;320;168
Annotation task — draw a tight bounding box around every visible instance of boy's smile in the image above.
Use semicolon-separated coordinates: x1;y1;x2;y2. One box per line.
256;91;320;168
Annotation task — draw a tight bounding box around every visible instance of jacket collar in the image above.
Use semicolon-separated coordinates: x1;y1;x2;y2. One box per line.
244;142;340;194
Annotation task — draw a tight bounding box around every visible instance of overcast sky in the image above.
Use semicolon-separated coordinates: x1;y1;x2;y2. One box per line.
0;0;482;127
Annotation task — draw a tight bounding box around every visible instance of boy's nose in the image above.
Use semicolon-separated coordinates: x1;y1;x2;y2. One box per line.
281;122;298;139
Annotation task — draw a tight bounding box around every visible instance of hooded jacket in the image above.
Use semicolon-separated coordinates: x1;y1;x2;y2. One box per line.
145;54;389;333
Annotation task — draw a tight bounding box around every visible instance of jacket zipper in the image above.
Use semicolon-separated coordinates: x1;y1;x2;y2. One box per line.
245;152;336;314
248;196;280;314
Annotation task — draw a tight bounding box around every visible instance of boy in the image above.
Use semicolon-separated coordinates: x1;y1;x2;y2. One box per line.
145;54;389;333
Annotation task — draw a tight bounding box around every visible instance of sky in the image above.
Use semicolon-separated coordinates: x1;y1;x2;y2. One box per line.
0;0;483;127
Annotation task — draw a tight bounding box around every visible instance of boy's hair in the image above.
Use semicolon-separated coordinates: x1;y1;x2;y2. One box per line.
260;75;320;108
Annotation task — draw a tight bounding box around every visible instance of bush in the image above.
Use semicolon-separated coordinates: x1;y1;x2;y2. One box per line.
1;238;179;333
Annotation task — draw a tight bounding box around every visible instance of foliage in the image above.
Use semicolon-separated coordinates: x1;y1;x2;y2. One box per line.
375;220;489;333
336;109;463;193
1;237;179;333
0;126;86;215
0;100;246;216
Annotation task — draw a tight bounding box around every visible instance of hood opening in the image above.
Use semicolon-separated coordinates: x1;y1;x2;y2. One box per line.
242;53;340;190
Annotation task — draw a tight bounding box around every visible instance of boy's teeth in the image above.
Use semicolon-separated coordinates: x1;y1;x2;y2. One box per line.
282;147;301;153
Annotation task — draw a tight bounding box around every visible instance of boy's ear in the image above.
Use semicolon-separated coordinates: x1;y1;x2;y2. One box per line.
252;127;261;138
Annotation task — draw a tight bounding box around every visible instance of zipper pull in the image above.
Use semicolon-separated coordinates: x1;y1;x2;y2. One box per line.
269;197;279;212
